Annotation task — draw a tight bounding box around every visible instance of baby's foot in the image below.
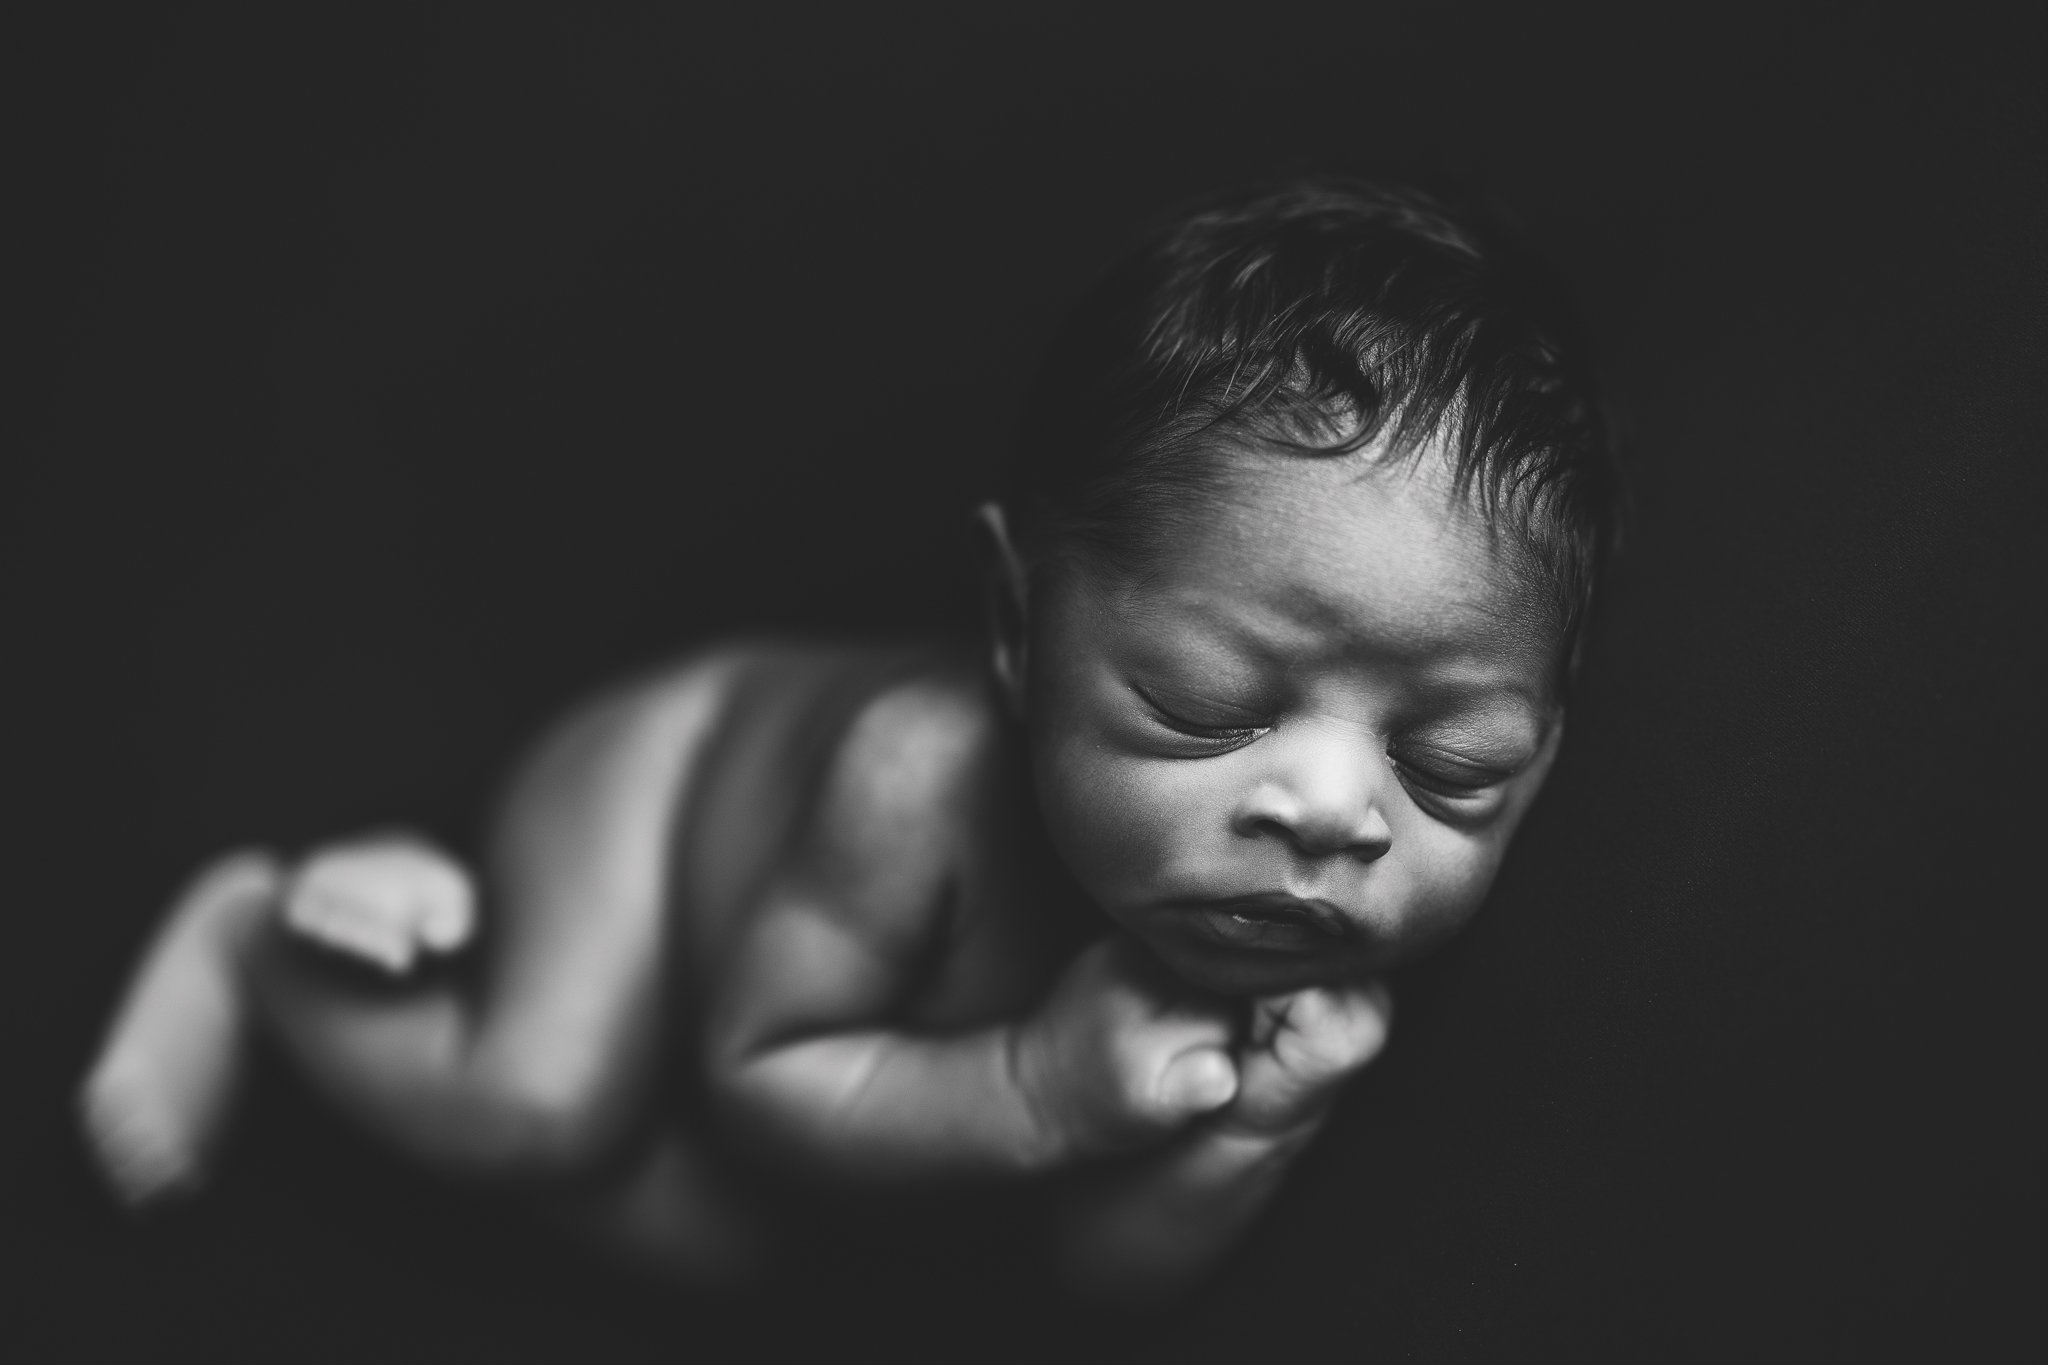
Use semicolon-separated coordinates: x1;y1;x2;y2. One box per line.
281;835;476;975
78;850;282;1207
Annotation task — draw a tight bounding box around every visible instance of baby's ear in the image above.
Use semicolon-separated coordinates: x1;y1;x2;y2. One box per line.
973;502;1030;718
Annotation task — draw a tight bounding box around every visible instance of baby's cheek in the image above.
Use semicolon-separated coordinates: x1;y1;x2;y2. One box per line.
1390;824;1510;948
1037;739;1200;906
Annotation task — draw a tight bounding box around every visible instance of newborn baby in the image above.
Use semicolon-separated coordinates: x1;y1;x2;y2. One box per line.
81;176;1617;1301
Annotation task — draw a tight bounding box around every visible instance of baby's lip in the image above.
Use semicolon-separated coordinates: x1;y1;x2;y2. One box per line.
1180;892;1354;941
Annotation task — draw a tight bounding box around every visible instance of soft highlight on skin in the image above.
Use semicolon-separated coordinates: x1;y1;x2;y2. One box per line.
997;434;1564;997
77;174;1614;1307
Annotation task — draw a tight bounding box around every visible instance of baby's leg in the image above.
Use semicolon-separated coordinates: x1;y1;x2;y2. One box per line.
243;822;666;1179
82;664;725;1208
262;829;770;1277
79;851;285;1204
309;664;734;1176
79;835;498;1203
82;825;667;1203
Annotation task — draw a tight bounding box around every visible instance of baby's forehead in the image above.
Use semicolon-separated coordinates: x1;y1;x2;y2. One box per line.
1102;444;1562;682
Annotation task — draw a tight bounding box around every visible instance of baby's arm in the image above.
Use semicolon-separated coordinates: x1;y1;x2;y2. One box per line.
707;889;1240;1182
1052;981;1393;1302
702;697;1239;1181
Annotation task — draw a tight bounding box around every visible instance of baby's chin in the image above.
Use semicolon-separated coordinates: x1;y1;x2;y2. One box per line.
1134;931;1375;998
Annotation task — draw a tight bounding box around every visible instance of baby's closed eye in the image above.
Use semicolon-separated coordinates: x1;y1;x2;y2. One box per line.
1385;738;1532;824
1389;745;1515;793
1132;684;1270;749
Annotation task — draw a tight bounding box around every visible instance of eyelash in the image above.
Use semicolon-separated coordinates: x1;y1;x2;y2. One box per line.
1138;690;1517;799
1391;751;1514;802
1394;762;1493;799
1138;691;1268;748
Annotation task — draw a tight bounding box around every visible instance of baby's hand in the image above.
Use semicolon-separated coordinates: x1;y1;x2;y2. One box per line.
1220;981;1392;1139
281;834;477;975
1016;937;1240;1160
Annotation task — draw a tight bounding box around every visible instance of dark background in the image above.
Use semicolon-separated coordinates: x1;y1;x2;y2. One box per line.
7;2;2043;1359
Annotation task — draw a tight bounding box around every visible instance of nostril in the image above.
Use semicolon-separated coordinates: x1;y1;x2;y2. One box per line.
1351;832;1392;863
1246;816;1296;846
1249;817;1322;858
1244;814;1388;861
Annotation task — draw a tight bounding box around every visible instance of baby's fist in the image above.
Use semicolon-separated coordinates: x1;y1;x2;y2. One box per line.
1224;981;1392;1138
1018;937;1240;1159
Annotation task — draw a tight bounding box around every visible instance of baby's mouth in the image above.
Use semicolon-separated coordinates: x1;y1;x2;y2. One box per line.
1171;893;1351;953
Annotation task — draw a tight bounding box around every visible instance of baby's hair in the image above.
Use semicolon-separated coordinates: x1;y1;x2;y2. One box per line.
1002;174;1620;677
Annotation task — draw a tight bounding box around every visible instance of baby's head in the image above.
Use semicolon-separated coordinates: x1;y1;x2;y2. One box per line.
982;177;1618;995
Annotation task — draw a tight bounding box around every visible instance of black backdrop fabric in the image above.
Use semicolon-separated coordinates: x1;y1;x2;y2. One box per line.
8;3;2043;1360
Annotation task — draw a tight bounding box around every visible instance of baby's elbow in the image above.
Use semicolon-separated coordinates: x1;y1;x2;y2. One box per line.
699;1050;834;1171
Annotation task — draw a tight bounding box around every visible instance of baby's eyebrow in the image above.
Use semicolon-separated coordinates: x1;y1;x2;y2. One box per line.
1232;613;1553;705
1420;669;1549;708
1117;577;1559;703
1219;574;1543;667
1411;677;1558;740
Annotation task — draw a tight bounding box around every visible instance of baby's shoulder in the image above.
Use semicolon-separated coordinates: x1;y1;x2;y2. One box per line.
797;650;1010;884
835;656;1003;795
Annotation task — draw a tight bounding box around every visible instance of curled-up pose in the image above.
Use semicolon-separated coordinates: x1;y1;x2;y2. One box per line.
80;176;1616;1301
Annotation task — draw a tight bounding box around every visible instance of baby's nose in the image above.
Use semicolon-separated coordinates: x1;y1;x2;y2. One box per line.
1230;737;1392;861
1235;801;1392;861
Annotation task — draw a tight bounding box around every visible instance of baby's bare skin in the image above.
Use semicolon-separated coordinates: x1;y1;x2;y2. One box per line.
283;837;477;973
80;853;283;1204
80;642;1389;1286
81;440;1553;1300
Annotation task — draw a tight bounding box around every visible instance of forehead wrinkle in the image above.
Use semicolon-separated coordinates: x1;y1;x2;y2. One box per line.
1068;430;1560;690
1199;512;1531;666
1078;460;1557;717
1273;570;1558;685
1404;666;1551;722
1129;573;1537;702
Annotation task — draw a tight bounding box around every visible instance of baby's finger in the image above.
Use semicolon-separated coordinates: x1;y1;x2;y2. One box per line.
1268;981;1393;1079
1248;996;1288;1050
1155;1045;1239;1116
1118;1005;1240;1129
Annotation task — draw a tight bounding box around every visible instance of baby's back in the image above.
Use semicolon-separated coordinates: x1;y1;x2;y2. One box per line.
664;638;960;978
481;632;1086;1134
655;639;1077;998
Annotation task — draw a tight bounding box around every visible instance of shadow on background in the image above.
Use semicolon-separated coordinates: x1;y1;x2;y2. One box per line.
8;2;2043;1360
